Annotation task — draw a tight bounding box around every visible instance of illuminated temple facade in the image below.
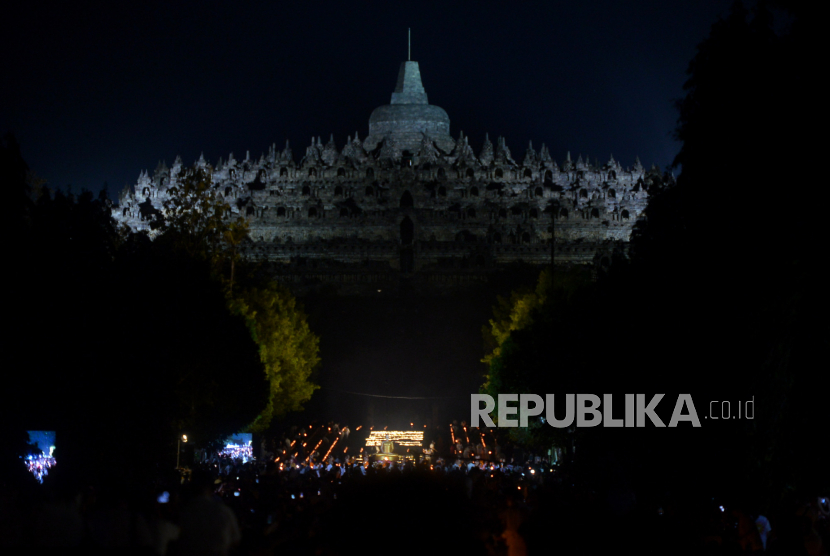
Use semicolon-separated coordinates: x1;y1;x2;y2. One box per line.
114;61;668;294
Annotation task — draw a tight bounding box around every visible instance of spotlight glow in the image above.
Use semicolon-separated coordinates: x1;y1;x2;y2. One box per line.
364;430;424;448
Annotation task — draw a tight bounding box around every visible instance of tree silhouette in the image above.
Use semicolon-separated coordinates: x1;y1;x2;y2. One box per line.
4;147;271;484
150;165;321;433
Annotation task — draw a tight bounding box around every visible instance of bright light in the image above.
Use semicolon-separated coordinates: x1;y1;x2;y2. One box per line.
182;435;188;442
365;430;424;447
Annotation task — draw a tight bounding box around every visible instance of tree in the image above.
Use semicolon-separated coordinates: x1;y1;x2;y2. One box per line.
480;266;588;451
481;267;552;375
152;166;320;432
4;175;271;485
152;167;249;288
626;0;828;498
228;283;320;432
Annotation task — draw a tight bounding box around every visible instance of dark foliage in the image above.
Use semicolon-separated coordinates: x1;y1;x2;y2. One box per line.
2;135;268;487
491;1;827;506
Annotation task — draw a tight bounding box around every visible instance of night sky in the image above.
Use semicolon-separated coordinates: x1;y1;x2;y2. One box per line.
4;0;732;199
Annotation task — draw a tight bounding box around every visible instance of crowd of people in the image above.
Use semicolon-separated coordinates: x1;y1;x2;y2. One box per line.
1;420;827;555
218;442;253;464
23;453;55;484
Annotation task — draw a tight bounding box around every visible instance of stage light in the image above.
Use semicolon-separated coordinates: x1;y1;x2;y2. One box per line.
365;431;424;447
322;438;339;460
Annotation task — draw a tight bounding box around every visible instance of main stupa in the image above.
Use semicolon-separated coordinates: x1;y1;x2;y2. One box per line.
363;61;456;154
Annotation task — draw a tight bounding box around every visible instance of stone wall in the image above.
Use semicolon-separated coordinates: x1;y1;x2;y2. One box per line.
114;134;670;295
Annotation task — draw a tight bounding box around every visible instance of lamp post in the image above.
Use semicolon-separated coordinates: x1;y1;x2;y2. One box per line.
177;434;188;469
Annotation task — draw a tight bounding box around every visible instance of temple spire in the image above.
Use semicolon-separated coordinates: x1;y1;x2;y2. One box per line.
391;61;428;104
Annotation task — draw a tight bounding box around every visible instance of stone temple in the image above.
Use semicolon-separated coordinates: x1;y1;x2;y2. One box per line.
114;59;669;294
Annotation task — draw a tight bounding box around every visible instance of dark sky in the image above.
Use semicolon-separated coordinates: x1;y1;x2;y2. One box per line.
4;0;731;199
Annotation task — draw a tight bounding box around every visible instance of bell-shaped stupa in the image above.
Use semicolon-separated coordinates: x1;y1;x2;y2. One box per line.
363;61;455;155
